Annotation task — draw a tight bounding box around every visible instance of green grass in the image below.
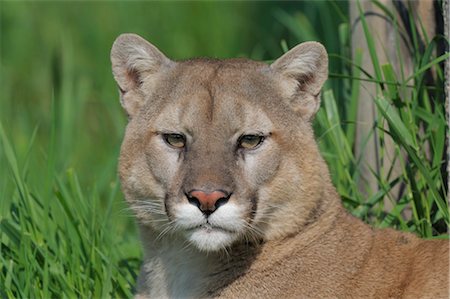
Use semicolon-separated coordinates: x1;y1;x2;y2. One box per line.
314;0;448;237
1;1;447;297
0;124;140;296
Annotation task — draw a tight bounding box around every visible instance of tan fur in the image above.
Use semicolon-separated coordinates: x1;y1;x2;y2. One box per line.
111;33;449;298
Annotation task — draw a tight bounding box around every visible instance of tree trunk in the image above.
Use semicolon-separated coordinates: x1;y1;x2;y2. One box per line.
445;0;449;199
350;0;436;211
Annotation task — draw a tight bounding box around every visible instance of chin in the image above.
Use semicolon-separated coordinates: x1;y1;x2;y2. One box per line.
186;225;238;252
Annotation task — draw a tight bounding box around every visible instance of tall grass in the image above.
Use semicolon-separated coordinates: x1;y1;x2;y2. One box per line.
313;1;448;237
1;123;140;297
0;1;447;297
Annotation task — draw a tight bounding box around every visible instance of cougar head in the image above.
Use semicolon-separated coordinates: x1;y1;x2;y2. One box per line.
111;34;328;251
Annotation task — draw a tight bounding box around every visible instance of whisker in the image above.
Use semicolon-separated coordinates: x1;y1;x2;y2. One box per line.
181;239;195;252
220;245;231;258
155;220;176;241
126;204;167;216
242;220;265;245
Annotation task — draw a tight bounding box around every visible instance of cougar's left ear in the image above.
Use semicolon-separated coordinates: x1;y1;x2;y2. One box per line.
271;42;328;120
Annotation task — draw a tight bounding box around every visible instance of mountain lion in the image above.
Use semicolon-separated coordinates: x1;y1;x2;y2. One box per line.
111;33;449;298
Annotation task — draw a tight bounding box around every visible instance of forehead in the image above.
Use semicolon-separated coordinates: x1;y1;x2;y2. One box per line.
149;58;291;133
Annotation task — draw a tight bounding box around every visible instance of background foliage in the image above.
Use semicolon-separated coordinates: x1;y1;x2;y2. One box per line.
0;1;447;297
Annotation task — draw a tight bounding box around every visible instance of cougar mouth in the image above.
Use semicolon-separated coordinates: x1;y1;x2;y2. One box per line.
186;223;237;234
180;220;240;251
171;196;248;251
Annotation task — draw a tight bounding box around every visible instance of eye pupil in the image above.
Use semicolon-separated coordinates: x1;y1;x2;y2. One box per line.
163;133;186;148
239;135;264;149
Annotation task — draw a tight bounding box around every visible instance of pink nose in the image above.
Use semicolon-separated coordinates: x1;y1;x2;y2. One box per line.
188;190;229;213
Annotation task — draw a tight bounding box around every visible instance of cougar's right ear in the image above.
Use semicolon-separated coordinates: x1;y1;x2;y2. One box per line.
111;33;174;117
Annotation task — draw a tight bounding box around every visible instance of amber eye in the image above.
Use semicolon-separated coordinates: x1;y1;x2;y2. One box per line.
163;133;186;149
238;135;265;150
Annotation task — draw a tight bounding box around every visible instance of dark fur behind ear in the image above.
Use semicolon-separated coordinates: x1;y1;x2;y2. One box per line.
271;42;328;120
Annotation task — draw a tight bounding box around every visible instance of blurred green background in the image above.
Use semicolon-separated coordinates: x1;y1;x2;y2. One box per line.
0;1;346;191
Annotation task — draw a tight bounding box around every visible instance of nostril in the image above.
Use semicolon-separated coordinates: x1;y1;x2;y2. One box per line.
186;193;201;210
215;194;231;210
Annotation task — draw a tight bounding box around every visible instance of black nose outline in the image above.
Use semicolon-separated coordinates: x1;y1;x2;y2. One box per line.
185;190;232;216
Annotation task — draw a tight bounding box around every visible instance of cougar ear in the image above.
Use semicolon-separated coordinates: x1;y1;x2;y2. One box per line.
111;33;173;117
271;42;328;120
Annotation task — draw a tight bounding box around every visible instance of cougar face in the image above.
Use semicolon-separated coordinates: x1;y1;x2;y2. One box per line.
153;78;281;250
112;34;328;252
